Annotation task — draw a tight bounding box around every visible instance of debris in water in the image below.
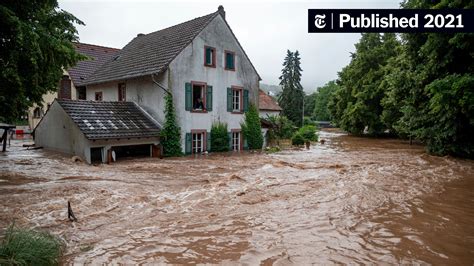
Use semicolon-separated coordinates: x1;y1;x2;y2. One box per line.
68;201;78;222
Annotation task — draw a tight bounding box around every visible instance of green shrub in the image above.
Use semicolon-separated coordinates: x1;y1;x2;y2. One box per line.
211;121;230;152
266;115;296;140
264;146;281;153
298;125;319;142
160;93;182;157
0;225;63;265
291;132;305;146
241;104;263;150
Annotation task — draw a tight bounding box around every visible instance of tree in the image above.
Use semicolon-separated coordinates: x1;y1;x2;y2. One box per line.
278;50;304;126
304;92;317;117
241;104;263;150
0;1;86;122
160;93;182;156
210;121;230;152
313;80;339;121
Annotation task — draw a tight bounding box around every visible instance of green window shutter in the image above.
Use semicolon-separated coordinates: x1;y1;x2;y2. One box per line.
228;132;233;150
206;131;211;151
243;89;249;112
185;133;192;154
206;85;213;111
227;87;233;112
206;48;211;65
185;82;192;111
243;136;249;150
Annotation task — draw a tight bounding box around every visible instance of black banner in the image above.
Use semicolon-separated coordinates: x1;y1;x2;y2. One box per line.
308;9;474;33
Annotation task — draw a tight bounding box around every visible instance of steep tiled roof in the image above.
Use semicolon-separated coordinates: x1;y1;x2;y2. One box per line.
57;99;161;140
68;43;120;86
259;89;282;111
84;12;219;85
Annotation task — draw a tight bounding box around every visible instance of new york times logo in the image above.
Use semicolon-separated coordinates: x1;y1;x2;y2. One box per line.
314;14;326;29
308;9;473;33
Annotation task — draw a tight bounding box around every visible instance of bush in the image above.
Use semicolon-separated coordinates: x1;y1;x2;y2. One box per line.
211;121;230;152
298;125;319;142
0;225;63;265
241;104;263;150
160;93;182;157
291;132;305;146
266;115;296;140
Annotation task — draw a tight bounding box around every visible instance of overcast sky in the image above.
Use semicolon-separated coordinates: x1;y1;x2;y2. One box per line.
59;0;400;92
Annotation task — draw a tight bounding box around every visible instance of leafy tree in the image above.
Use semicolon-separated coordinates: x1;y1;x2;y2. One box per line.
278;50;304;126
265;115;295;140
160;93;182;156
241;104;263;150
210;121;230;152
304;92;317;117
0;1;86;122
313;80;339;121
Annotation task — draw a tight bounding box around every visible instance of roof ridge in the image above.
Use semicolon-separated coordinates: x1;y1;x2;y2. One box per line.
74;42;121;51
142;11;218;38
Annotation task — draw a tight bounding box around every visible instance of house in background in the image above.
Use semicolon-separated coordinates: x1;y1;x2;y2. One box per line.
77;6;261;154
259;89;282;118
35;99;161;164
28;43;120;129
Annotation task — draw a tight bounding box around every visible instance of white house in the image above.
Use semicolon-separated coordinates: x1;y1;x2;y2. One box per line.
79;6;261;154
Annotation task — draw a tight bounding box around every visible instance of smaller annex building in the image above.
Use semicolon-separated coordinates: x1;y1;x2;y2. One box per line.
34;99;161;164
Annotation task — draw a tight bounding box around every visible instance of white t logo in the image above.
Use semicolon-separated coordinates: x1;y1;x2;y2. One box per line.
314;14;326;29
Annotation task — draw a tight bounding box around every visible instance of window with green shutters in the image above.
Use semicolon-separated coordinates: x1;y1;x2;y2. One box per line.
204;46;216;67
225;51;235;70
185;82;212;112
227;87;249;113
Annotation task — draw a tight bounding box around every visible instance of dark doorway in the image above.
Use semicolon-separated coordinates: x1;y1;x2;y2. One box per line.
112;144;151;161
90;147;103;163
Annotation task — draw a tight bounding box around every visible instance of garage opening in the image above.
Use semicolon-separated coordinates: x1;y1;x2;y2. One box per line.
111;144;151;161
90;147;103;163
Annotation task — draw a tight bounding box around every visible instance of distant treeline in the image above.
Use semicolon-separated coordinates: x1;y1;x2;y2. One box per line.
318;0;473;158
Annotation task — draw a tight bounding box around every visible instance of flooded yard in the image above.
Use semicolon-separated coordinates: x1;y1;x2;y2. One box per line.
0;129;473;264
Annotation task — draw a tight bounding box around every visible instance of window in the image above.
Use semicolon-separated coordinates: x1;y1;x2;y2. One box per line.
33;107;42;119
225;51;235;70
192;83;206;111
232;87;242;112
204;46;216;67
95;92;103;101
118;83;126;101
232;131;241;151
192;132;205;154
77;86;86;100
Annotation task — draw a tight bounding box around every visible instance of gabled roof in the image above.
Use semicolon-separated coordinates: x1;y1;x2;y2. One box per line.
56;99;161;140
259;89;282;111
68;43;120;86
83;6;260;85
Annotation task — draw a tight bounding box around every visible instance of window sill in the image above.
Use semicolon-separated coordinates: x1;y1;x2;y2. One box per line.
231;111;243;114
225;68;236;71
191;110;208;113
204;64;216;68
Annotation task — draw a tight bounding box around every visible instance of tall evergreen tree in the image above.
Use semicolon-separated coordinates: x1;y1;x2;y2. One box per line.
278;50;304;126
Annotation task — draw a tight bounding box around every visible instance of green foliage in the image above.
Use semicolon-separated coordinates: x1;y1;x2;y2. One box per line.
303;116;317;126
266;115;296;140
313;80;339;121
160;93;182;157
304;92;317;117
327;0;474;158
0;225;63;265
210;121;230;152
264;146;281;154
241;104;263;150
298;125;319;142
291;132;305;146
0;1;86;123
278;50;305;126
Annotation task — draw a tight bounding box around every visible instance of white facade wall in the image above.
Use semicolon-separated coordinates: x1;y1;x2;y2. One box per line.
86;15;260;152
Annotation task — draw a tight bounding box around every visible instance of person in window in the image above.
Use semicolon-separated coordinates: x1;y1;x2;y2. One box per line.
194;97;205;110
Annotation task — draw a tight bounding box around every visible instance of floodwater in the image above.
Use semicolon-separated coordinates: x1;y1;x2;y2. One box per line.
0;129;473;264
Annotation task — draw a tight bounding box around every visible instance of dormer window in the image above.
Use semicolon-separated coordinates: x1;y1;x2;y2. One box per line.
204;46;216;67
225;50;235;70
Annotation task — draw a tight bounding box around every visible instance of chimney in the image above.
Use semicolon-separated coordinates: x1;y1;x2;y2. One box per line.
137;33;145;37
218;5;225;20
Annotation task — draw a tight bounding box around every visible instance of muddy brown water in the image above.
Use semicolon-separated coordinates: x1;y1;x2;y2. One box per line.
0;129;473;264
